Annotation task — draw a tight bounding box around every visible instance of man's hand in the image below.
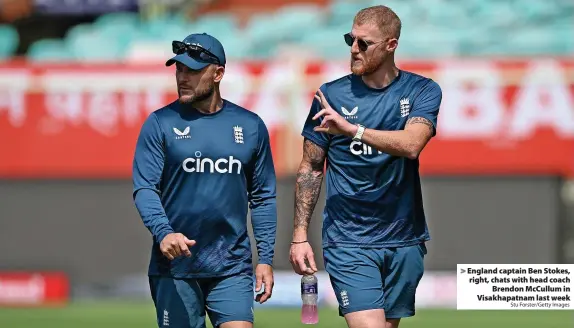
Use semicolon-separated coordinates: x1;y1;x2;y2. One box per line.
289;242;318;275
255;264;274;304
312;89;357;137
160;233;196;260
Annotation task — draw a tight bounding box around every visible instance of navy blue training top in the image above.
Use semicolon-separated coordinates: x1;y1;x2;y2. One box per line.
302;71;442;248
133;99;277;278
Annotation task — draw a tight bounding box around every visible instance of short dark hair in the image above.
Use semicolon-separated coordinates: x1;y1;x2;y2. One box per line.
353;5;401;39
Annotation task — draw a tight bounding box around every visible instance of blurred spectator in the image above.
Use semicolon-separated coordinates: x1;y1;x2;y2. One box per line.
0;0;32;22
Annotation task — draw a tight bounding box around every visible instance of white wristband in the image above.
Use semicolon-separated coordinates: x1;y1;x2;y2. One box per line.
353;124;365;141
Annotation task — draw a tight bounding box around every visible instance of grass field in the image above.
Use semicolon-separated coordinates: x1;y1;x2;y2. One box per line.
0;302;571;328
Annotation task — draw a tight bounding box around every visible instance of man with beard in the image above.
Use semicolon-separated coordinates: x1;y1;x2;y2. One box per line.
289;6;442;328
132;33;277;328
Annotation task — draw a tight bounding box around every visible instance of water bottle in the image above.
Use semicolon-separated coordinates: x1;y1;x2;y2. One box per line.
301;274;319;324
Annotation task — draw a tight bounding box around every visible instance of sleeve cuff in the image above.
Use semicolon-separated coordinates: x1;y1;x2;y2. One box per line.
155;226;175;244
257;257;274;266
301;131;329;150
408;114;437;136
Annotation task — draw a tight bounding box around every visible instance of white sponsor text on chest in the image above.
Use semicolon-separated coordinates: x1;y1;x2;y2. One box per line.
182;151;242;174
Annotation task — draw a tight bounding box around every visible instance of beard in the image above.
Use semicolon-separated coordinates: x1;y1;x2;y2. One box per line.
178;81;215;105
350;53;384;76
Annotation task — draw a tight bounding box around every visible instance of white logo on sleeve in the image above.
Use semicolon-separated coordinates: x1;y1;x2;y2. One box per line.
233;126;244;144
342;106;358;120
182;151;242;174
400;98;410;117
173;127;191;139
163;310;169;326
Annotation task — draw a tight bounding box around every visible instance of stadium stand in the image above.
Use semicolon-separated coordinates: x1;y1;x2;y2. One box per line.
0;23;19;59
0;0;569;62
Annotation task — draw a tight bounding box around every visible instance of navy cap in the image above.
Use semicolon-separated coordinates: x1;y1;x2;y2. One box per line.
166;33;226;70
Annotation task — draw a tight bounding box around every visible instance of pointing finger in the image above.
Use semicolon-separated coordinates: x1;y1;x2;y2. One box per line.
312;109;327;120
317;89;327;105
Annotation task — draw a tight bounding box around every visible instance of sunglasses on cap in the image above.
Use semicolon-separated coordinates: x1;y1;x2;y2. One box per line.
344;33;386;52
172;40;222;66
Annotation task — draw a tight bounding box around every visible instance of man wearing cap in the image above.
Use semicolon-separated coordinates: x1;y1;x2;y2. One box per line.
132;33;277;328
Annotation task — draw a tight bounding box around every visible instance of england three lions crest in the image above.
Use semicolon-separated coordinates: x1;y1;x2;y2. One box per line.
233;126;244;144
400;98;410;117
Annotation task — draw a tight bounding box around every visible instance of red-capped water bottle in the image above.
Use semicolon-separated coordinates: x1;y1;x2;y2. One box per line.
301;274;318;324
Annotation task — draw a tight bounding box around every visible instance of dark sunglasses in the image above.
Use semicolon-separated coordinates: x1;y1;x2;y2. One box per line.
344;33;385;52
172;40;221;66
